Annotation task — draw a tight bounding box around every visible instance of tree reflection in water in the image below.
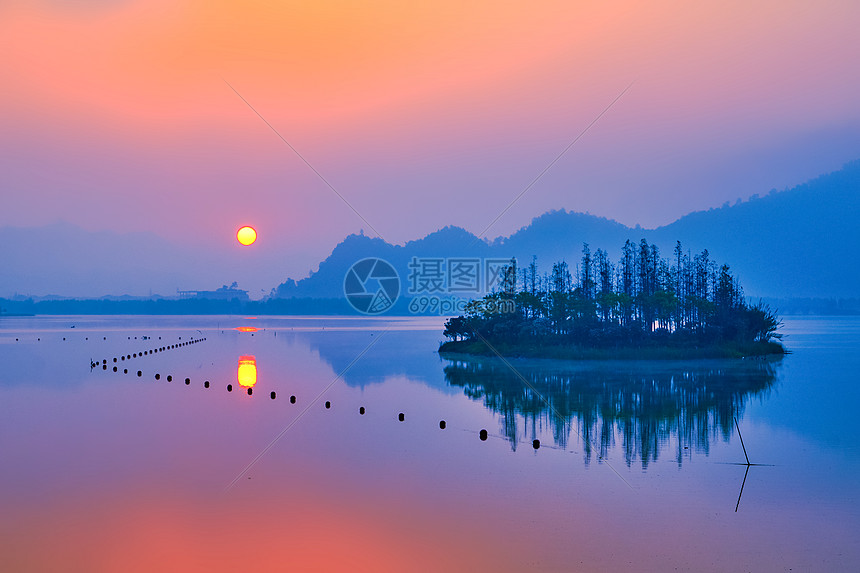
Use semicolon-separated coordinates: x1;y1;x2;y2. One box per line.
442;356;781;467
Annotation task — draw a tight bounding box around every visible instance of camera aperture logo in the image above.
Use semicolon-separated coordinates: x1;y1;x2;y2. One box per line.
343;258;400;314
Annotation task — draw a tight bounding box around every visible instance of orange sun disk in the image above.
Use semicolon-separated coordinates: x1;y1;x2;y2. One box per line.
237;226;257;246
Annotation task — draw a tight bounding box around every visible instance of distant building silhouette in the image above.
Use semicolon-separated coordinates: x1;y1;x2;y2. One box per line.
178;282;249;301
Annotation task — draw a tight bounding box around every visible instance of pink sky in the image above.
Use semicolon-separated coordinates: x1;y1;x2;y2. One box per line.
2;0;859;284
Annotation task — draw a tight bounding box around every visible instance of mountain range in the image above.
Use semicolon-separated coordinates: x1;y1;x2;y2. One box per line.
2;160;859;300
275;160;860;299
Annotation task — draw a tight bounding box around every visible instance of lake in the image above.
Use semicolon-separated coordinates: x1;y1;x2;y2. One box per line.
1;315;858;572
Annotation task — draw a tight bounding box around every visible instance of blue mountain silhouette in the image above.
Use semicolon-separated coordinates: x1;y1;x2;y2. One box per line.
274;160;860;299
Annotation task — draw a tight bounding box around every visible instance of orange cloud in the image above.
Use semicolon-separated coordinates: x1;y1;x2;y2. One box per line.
2;1;615;133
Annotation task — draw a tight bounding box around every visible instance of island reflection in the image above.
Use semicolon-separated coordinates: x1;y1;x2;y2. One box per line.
442;356;781;466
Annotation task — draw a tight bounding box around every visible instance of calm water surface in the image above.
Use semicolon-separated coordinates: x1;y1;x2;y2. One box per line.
0;315;858;572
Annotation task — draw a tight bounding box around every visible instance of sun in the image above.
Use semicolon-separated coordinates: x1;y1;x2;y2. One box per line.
237;226;257;246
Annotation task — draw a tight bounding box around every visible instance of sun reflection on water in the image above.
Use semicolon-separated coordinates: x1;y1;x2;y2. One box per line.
237;355;257;388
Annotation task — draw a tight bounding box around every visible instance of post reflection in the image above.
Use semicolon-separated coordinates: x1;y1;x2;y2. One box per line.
237;355;257;388
443;357;781;467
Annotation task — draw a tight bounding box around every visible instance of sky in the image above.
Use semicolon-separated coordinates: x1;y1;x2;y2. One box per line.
2;0;859;288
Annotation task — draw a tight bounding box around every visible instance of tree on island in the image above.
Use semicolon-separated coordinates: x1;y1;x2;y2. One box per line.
441;240;784;359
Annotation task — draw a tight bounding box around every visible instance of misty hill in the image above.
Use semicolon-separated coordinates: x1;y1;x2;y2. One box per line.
275;160;860;300
272;215;633;299
274;227;495;299
650;162;860;298
4;161;858;301
491;209;634;263
0;222;191;298
0;221;282;299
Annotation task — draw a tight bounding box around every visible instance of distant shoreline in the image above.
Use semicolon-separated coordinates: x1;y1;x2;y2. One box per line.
438;339;787;361
2;296;859;316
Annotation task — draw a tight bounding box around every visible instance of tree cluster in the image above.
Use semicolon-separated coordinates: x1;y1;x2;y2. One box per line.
443;240;782;352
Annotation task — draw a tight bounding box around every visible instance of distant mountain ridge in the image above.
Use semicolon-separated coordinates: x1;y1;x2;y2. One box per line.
3;161;858;300
275;160;860;299
0;221;288;299
652;162;860;297
0;221;193;298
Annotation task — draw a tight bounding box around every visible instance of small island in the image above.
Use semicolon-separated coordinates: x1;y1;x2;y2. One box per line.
440;240;785;360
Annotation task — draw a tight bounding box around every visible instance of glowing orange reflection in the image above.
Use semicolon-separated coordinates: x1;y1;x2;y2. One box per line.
235;326;259;333
237;355;257;388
